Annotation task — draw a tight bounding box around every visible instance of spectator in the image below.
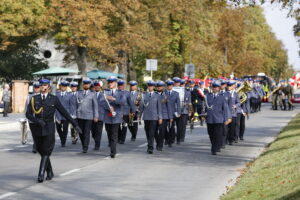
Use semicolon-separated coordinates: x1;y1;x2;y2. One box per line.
2;84;11;117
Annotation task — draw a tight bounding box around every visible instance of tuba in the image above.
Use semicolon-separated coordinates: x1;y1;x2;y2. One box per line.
236;81;252;104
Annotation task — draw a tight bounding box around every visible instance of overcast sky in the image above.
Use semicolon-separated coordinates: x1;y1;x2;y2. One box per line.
262;2;300;70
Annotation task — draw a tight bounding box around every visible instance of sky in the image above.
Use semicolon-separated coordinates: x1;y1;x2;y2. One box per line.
262;2;300;70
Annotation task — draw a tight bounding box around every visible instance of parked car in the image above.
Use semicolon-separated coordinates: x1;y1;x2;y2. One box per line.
291;93;300;103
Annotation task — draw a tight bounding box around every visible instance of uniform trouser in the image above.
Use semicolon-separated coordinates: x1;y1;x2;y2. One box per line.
207;123;223;153
144;120;158;150
166;120;176;144
70;118;78;143
287;95;293;109
239;114;246;139
175;117;182;142
128;114;138;139
91;120;103;148
235;113;241;141
30;124;55;156
155;119;168;148
228;117;237;143
78;119;93;151
178;114;188;142
222;124;229;147
55;120;69;145
3;101;9;116
272;94;278;109
118;115;129;142
105;123;119;155
28;123;37;151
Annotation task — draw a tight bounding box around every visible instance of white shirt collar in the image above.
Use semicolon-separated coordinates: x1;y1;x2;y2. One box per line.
41;93;48;99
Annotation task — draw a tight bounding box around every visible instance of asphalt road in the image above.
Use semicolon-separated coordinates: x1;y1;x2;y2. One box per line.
0;103;298;200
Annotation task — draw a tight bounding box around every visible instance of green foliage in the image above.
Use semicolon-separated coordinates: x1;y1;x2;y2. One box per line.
0;38;48;81
221;113;300;200
0;0;294;80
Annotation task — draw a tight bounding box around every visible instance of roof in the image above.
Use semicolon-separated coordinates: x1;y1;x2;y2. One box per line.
87;69;125;79
33;67;79;76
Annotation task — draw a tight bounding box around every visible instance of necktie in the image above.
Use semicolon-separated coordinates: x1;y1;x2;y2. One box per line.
149;92;152;98
61;92;64;98
42;95;46;101
213;94;216;99
111;90;114;96
168;91;171;95
84;91;87;96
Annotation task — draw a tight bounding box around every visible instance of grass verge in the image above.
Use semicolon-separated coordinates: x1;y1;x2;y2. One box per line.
221;113;300;200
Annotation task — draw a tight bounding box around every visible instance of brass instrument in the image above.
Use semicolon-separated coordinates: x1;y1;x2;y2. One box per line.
236;81;252;104
128;112;135;126
267;86;281;98
191;111;200;123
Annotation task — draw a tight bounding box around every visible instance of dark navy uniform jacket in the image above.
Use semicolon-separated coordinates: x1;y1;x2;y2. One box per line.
26;94;77;136
206;93;230;124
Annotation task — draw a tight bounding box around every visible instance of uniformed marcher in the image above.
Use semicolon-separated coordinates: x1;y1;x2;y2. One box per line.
220;80;232;148
26;79;81;183
76;78;99;153
165;80;180;147
25;81;41;153
103;76;125;158
55;80;72;147
69;81;79;144
128;80;140;141
139;80;163;154
227;80;241;145
173;77;192;144
91;80;105;150
117;79;135;144
205;81;231;155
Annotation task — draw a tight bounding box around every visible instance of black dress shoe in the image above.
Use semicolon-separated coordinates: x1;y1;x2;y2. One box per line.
82;149;87;153
46;159;54;181
211;152;217;155
119;141;124;144
156;147;163;151
110;154;116;158
216;149;221;152
93;147;100;151
240;137;244;141
131;138;136;141
147;149;153;154
61;144;66;147
228;142;233;145
37;156;49;183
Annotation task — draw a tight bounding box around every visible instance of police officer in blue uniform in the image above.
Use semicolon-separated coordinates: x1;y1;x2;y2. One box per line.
55;80;72;147
128;80;140;141
69;81;79;144
117;79;135;144
91;80;105;150
26;79;81;182
165;80;181;147
103;76;125;158
219;80;232;148
155;81;170;151
140;80;163;154
76;78;99;153
227;80;241;145
205;81;231;155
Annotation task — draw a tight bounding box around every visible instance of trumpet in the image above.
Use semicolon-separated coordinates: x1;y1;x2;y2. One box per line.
191;112;200;123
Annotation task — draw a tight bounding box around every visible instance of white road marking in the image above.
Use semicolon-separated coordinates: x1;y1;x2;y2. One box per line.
59;168;80;177
15;145;29;148
0;192;16;199
137;143;147;148
0;149;13;152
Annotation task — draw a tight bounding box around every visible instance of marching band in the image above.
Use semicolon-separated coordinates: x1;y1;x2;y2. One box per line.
25;76;294;182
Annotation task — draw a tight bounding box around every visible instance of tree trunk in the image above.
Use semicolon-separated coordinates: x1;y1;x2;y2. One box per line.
74;46;87;75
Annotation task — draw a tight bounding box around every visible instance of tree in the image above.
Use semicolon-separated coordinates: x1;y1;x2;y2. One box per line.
0;38;48;81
